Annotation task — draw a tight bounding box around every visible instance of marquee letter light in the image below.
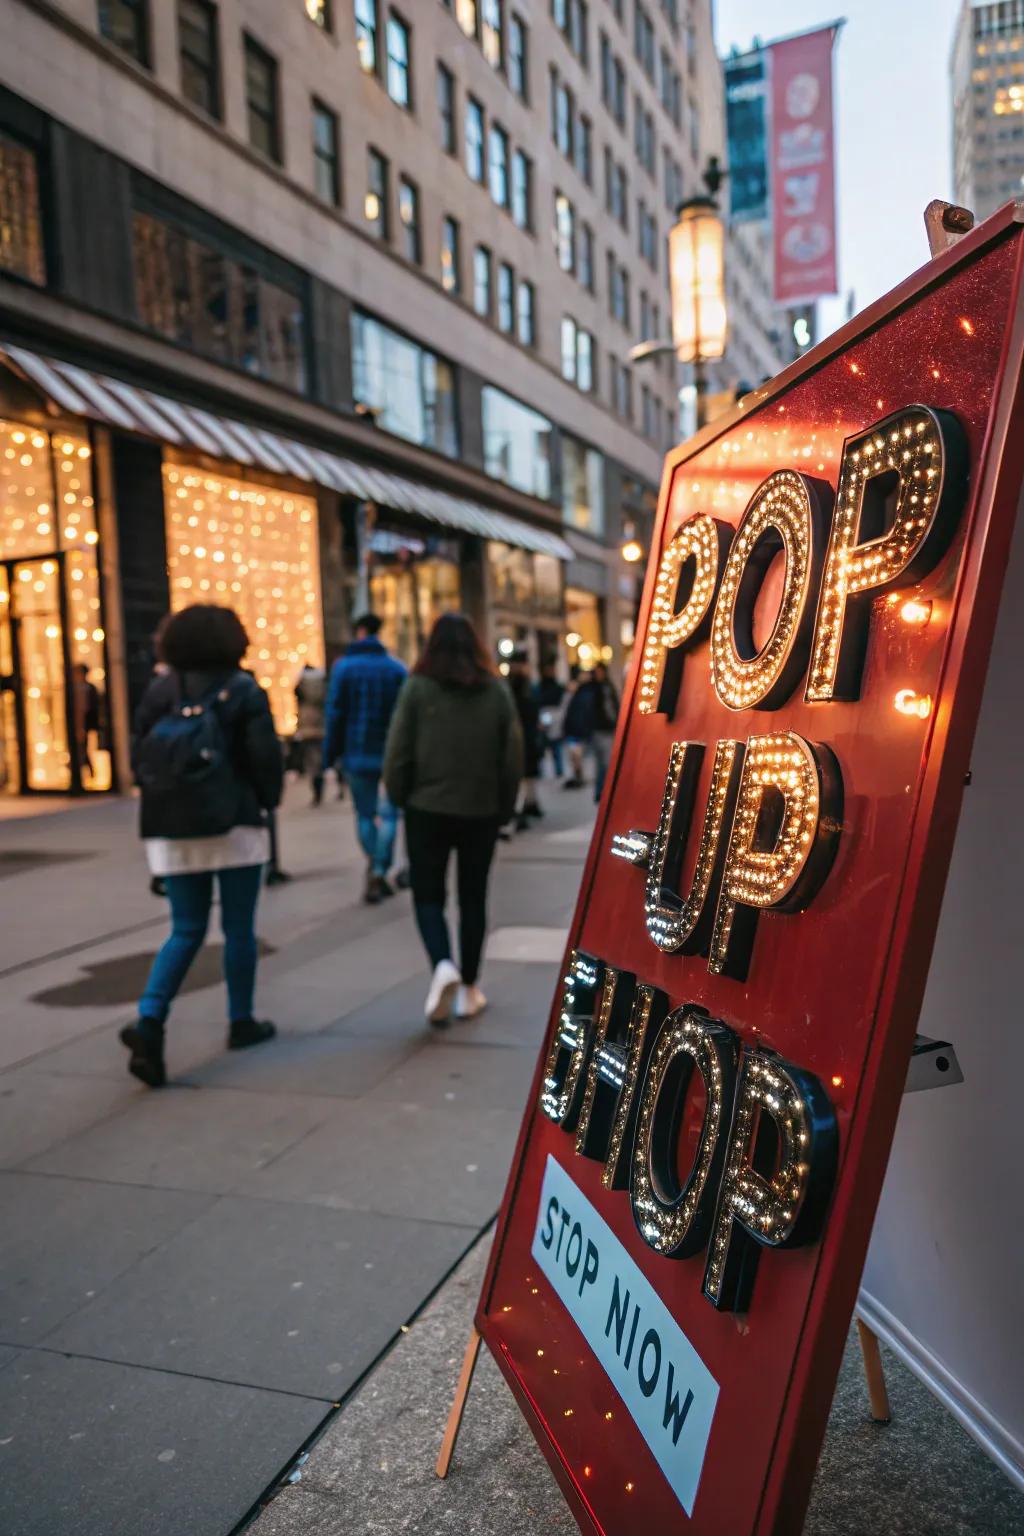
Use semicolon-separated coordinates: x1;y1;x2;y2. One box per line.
710;732;843;980
638;515;733;717
539;951;603;1130
806;405;968;702
635;739;746;954
630;1008;740;1258
711;469;832;712
576;973;668;1190
702;1049;838;1312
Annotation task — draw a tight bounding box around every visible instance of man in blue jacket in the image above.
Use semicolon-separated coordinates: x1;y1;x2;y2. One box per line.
323;614;407;903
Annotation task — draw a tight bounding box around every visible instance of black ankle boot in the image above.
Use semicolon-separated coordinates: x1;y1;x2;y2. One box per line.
119;1020;166;1088
229;1018;277;1050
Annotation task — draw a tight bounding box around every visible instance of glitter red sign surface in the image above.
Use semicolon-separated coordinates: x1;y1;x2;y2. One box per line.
475;209;1024;1534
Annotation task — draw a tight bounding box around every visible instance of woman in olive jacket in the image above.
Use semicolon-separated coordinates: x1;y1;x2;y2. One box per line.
384;612;523;1025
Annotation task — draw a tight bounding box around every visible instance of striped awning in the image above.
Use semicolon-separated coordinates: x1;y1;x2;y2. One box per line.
0;344;574;562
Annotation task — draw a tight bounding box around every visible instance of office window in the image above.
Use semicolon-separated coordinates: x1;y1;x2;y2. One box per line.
441;215;461;293
511;149;532;229
561;316;577;382
244;37;280;162
365;147;389;239
482;385;552;498
580;223;594;292
306;0;332;27
312;100;340;205
554;192;575;273
398;177;420;262
640;290;650;340
601;32;612;105
438;64;456;153
0;133;46;286
577;329;594;393
556;0;588;63
555;81;574;158
179;1;219;117
481;0;503;67
517;280;535;346
352;311;458;456
497;262;514;332
489;124;509;207
386;12;411;106
615;162;628;228
562;436;605;533
466;97;485;182
456;0;477;37
509;14;528;99
474;245;492;316
634;3;654;76
98;0;148;64
577;114;593;185
355;0;377;72
614;361;632;418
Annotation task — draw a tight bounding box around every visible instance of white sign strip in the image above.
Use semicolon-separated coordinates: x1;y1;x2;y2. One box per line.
531;1155;719;1517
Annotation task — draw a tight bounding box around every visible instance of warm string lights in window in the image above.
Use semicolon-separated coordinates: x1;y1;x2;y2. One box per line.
702;1051;837;1312
806;406;961;702
630;1008;738;1259
710;470;826;712
575;972;666;1192
164;464;325;735
539;951;602;1129
643;739;743;955
638;515;729;717
709;732;842;979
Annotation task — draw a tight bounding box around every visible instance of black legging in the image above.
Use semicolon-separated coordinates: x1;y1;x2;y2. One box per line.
404;807;501;985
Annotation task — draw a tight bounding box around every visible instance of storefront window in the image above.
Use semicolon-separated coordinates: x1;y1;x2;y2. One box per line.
482;386;553;500
163;464;324;734
565;586;604;671
0;422;110;793
488;541;534;609
352;312;459;457
368;527;461;667
0;132;46;286
562;435;605;536
133;210;308;393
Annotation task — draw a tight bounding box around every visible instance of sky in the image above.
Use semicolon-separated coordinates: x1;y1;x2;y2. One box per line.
714;0;965;337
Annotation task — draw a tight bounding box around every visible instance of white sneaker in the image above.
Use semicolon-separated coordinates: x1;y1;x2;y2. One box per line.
425;960;462;1024
455;984;487;1020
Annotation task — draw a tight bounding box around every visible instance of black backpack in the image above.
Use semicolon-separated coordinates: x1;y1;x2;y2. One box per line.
136;679;242;837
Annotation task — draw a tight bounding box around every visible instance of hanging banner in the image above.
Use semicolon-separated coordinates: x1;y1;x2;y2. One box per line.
473;206;1024;1535
770;25;838;304
725;50;769;222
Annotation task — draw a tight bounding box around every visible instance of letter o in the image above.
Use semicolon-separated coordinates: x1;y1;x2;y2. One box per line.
711;470;830;711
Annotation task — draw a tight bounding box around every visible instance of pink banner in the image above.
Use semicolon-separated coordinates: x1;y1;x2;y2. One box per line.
770;27;838;305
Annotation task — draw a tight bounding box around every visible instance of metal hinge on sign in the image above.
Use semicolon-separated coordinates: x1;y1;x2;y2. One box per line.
904;1034;964;1094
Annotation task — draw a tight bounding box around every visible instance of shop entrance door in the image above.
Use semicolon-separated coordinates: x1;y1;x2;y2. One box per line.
0;556;74;794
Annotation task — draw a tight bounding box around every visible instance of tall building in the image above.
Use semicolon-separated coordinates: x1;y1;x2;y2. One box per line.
952;0;1024;221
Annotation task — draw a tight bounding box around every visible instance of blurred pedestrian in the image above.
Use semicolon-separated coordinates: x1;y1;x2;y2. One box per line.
324;613;406;904
384;612;522;1025
561;669;588;789
123;604;283;1087
294;663;328;805
572;662;620;802
507;650;543;829
534;661;566;779
72;662;101;784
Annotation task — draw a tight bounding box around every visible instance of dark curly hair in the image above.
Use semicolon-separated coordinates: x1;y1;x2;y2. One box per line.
155;604;249;671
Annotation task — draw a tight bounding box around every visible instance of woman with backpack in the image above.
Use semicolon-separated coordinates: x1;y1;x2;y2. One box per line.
122;604;284;1087
383;612;523;1026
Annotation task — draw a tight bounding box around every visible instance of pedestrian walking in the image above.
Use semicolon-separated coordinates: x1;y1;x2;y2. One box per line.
508;650;543;829
71;662;101;784
294;663;328;805
323;613;406;904
572;662;620;801
384;612;523;1025
122;604;284;1087
534;661;566;779
561;670;589;789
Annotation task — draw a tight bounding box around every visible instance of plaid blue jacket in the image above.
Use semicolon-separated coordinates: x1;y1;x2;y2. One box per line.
323;637;407;775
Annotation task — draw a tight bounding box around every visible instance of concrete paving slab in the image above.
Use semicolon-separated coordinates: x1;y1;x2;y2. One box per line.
0;1349;326;1536
367;1039;538;1112
238;1098;521;1226
0;1069;138;1167
46;1196;473;1400
326;961;556;1052
0;1172;211;1345
180;1032;419;1097
0;1345;20;1372
487;926;569;962
25;1086;338;1194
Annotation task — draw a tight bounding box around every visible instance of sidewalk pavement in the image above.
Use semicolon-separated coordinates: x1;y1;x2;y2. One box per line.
0;777;593;1536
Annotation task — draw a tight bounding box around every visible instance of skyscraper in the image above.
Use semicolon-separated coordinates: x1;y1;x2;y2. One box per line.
952;0;1024;220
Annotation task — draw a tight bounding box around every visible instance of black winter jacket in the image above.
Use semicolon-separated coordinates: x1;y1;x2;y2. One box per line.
133;668;284;840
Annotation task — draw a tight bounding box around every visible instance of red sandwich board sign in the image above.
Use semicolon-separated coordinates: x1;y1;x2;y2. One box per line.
474;206;1024;1535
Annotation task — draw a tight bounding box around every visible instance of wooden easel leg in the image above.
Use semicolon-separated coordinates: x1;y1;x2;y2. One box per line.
856;1318;892;1425
436;1325;482;1478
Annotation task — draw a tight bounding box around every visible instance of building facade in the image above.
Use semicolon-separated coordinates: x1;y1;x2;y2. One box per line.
0;0;723;797
952;0;1024;221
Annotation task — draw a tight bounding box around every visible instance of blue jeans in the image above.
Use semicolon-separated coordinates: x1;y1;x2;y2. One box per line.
347;770;399;875
139;864;264;1025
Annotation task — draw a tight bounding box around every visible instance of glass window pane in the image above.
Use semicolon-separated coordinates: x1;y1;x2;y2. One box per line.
482;386;552;499
466;98;484;181
516;280;534;346
473;246;491;316
355;0;377;71
488;125;508;206
497;263;514;332
386;13;410;106
560;316;577;382
351;312;458;456
441;216;460;292
0;132;46;285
